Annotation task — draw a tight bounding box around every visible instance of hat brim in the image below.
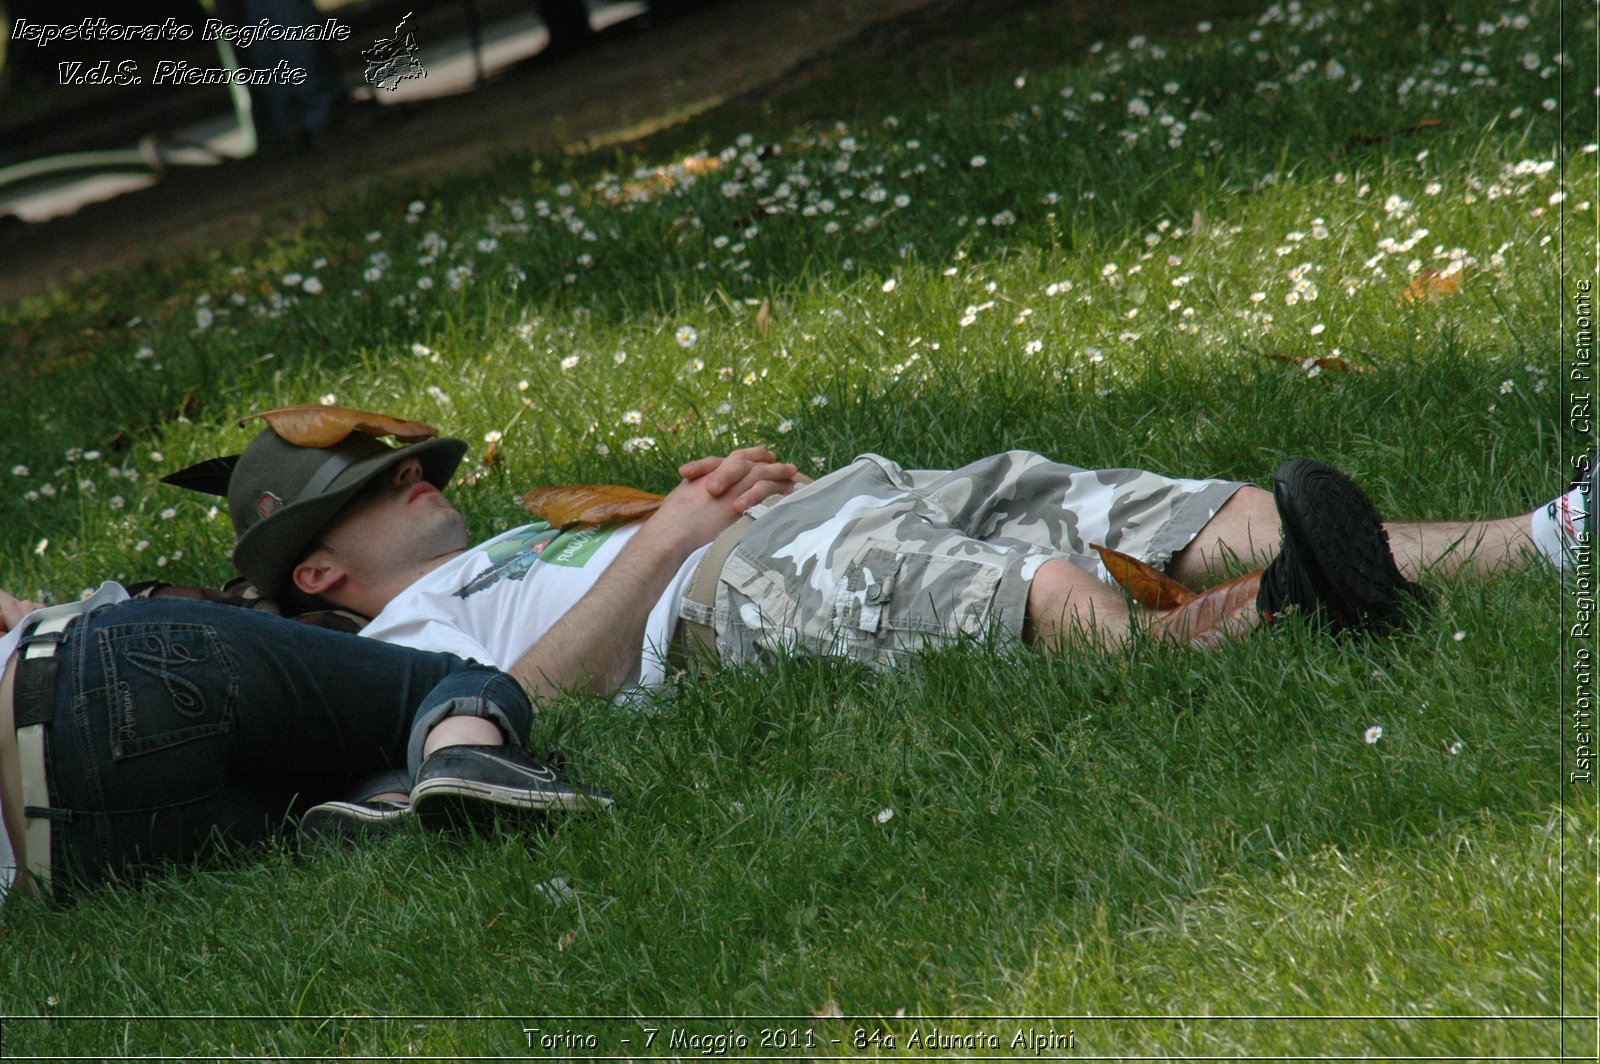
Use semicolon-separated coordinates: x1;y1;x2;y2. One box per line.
232;436;467;600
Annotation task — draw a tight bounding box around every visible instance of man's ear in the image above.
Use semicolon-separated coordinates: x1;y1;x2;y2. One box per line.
292;548;345;599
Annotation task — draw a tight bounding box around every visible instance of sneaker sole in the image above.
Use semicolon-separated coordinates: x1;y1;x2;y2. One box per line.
1272;459;1424;631
298;803;410;851
410;777;612;831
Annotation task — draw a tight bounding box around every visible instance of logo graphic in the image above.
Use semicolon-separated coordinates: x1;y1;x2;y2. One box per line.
454;523;618;599
256;491;283;519
475;750;559;784
362;12;426;91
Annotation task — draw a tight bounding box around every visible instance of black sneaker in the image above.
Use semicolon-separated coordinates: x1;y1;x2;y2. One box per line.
1256;458;1427;632
410;745;612;830
298;799;411;851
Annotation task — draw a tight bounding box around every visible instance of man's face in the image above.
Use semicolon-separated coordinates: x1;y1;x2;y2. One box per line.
314;456;469;583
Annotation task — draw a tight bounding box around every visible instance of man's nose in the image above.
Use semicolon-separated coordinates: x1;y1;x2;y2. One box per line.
393;459;423;486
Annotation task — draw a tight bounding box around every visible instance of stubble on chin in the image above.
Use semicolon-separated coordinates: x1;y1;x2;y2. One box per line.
425;506;471;558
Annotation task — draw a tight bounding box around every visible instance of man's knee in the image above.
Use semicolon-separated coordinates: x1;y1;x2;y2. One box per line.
1176;485;1280;577
1023;558;1128;646
1211;484;1275;524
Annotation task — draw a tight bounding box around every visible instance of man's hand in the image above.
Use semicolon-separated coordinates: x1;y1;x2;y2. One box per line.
659;447;807;551
679;446;811;510
0;590;43;635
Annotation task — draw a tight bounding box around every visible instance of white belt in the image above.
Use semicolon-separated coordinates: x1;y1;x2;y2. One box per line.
17;613;73;892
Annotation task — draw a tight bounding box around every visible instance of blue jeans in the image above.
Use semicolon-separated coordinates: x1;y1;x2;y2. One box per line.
30;599;530;891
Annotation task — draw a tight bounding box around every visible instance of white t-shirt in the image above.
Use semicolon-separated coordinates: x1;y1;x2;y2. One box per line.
0;582;129;905
359;522;708;695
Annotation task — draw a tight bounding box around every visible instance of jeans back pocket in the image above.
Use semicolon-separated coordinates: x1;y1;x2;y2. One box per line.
97;623;237;761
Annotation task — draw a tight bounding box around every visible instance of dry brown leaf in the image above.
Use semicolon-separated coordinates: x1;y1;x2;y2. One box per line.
1399;268;1462;306
1348;116;1443;147
663;216;693;245
1093;543;1197;610
240;405;439;448
1149;570;1263;649
522;484;665;528
602;153;725;205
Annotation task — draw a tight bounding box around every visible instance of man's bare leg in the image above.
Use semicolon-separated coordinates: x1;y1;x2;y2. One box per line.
1167;486;1278;586
1168;485;1541;585
422;715;503;758
1383;514;1537;579
1024;556;1269;651
1023;557;1132;652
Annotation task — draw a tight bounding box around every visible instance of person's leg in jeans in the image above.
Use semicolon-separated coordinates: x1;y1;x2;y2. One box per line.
36;598;528;891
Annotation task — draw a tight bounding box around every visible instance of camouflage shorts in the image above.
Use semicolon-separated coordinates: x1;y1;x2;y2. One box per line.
696;451;1245;669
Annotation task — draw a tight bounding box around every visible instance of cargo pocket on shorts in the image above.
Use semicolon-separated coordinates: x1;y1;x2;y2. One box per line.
718;550;806;661
836;541;1004;645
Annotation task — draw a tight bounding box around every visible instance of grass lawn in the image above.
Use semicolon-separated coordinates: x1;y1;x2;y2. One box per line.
0;0;1594;1056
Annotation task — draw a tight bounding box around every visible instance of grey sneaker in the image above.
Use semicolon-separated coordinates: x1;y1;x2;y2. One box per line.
298;798;411;851
410;745;612;830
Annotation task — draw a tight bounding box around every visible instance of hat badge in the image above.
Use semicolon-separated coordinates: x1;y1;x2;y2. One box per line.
257;491;283;519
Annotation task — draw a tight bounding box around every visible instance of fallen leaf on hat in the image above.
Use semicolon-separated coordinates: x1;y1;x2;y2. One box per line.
240;405;440;447
522;484;665;528
1092;543;1197;610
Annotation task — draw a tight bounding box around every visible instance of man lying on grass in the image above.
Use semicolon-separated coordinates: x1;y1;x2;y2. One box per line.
162;404;1584;838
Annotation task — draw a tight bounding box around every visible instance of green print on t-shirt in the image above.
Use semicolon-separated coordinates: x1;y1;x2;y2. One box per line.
454;522;618;599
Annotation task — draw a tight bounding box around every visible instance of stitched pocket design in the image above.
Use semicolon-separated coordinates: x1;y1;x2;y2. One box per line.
99;623;237;761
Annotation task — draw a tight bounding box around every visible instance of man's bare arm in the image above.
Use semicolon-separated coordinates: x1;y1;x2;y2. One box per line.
506;448;800;702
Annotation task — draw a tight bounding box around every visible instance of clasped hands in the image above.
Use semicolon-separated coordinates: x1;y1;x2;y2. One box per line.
654;446;811;550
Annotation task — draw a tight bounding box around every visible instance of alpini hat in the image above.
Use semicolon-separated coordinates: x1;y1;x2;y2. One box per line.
163;406;467;599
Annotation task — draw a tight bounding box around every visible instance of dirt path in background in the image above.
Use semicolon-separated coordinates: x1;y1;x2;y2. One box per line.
0;0;943;307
